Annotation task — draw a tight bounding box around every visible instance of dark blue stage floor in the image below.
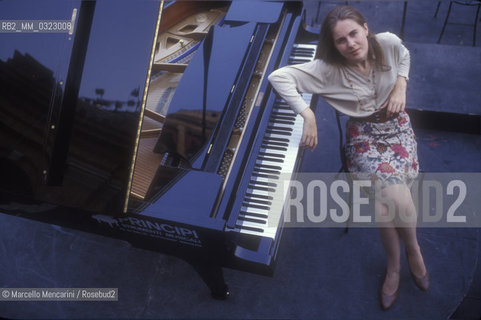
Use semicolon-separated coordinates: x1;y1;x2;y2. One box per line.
1;1;480;319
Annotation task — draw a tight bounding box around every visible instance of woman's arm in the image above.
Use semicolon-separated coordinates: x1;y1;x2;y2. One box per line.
268;61;322;151
267;63;318;114
380;33;410;117
299;107;318;151
381;76;407;117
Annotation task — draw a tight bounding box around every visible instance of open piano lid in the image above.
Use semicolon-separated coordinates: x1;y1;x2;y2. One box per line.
153;22;256;169
145;1;286;205
0;0;161;215
0;0;286;218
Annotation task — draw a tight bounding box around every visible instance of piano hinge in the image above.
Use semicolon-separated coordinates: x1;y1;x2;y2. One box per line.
207;144;213;154
69;8;77;35
230;84;235;94
255;92;264;107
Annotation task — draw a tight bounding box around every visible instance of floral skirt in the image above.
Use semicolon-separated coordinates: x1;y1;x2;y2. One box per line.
344;111;419;189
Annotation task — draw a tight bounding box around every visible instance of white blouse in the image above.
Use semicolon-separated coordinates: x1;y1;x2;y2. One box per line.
267;32;410;117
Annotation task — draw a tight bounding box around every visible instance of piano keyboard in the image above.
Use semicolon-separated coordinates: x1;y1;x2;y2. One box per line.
288;43;318;64
233;43;317;239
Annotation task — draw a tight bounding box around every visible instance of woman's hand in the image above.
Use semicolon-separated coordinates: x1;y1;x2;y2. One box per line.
381;76;407;117
300;107;318;151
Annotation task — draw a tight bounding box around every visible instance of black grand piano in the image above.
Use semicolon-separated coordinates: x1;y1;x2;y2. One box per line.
0;0;318;299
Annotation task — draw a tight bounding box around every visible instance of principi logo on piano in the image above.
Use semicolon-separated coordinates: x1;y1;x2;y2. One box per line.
92;215;202;247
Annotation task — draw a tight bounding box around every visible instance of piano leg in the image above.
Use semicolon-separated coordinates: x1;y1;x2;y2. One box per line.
189;259;229;300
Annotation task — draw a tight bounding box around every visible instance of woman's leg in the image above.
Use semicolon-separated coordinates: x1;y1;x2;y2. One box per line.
378;184;427;278
376;199;401;296
393;184;427;278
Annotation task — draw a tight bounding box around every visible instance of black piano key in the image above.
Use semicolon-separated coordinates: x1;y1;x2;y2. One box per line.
288;59;311;64
257;156;284;163
273;108;293;113
261;143;289;149
249;179;277;187
291;53;314;58
261;139;289;147
290;53;312;58
268;119;295;125
290;53;312;57
292;51;314;56
264;137;289;143
243;197;272;206
253;167;281;175
267;125;293;132
274;102;292;106
258;151;285;159
269;121;296;126
274;105;292;109
291;54;313;58
245;192;274;200
271;111;295;116
270;123;295;129
235;224;264;233
266;129;291;136
270;122;294;128
237;216;267;225
271;114;295;120
292;46;315;50
242;202;271;211
270;115;296;122
252;166;280;173
239;210;269;219
247;185;276;193
252;172;279;180
254;163;282;170
272;106;293;111
272;109;295;115
290;52;313;56
261;145;288;152
270;111;295;119
272;110;296;116
262;142;289;149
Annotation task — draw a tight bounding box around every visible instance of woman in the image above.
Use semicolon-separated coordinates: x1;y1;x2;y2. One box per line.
268;6;429;310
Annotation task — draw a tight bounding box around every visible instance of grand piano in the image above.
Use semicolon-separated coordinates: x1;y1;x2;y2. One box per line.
0;0;318;299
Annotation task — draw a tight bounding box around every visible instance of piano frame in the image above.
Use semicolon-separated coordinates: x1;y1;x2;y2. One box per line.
0;0;317;299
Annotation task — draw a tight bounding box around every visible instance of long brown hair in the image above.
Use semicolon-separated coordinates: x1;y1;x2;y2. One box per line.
315;6;387;70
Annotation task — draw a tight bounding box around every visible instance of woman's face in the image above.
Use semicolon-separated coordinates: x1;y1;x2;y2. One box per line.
331;19;369;65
